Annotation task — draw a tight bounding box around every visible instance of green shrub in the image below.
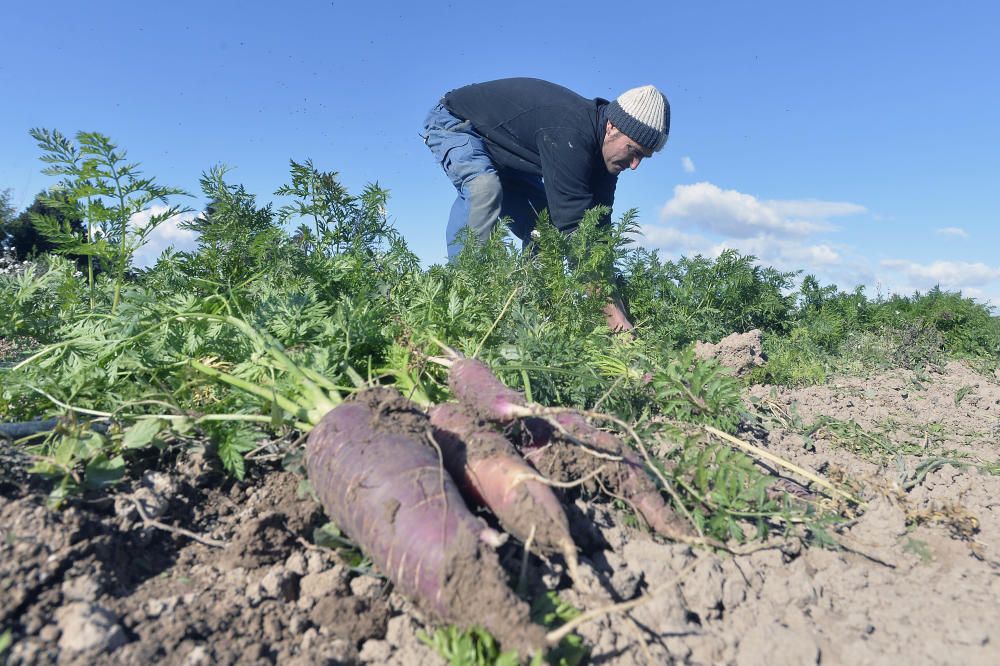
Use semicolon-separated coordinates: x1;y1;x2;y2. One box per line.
621;248;796;347
0;253;85;343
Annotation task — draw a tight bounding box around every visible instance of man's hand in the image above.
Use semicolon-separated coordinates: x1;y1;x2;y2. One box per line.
603;295;634;334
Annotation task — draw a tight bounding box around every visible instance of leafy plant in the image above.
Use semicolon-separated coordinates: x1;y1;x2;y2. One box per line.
419;591;587;666
903;537;933;563
28;128;191;310
25;420;125;507
175;165;283;289
529;591;588;666
276;158;398;257
419;626;522;666
0;253;84;342
669;437;782;542
0;188;14;228
649;348;743;432
804;417;925;463
621;248;796;347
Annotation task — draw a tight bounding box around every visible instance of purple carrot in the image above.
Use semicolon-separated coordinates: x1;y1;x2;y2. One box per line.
305;388;546;654
429;403;580;583
448;358;530;421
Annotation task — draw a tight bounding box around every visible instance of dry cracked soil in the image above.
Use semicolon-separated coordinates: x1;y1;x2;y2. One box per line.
3;337;999;665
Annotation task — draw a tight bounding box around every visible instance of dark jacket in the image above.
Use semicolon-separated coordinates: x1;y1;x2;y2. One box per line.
442;78;617;233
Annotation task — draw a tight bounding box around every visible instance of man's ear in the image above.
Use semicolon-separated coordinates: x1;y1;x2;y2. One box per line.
605;120;618;136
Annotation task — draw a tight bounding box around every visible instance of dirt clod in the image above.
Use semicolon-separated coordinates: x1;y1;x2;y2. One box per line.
695;329;766;376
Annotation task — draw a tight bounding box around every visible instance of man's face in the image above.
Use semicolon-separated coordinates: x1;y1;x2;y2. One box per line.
602;121;654;175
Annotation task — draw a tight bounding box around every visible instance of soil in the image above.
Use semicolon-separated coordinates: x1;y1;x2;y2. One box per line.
3;354;1000;665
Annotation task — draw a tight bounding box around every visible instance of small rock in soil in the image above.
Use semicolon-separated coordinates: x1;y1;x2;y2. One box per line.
61;574;101;602
55;602;127;655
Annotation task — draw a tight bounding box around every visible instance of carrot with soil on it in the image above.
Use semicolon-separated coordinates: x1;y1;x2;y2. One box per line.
439;353;693;539
428;402;581;585
532;410;692;539
306;389;547;654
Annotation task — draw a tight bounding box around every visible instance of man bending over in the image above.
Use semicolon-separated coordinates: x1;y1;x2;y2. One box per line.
422;77;670;332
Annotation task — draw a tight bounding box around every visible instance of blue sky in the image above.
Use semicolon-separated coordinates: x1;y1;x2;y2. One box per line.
2;1;998;307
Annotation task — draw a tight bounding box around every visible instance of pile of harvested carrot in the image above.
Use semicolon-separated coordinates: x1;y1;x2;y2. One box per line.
304;353;689;657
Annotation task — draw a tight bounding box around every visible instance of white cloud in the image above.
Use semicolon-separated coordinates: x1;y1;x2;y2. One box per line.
635;224;712;253
638;224;845;276
681;156;696;173
713;236;842;268
879;259;1000;288
935;226;968;238
643;181;876;290
130;206;200;268
765;199;867;219
658;182;857;238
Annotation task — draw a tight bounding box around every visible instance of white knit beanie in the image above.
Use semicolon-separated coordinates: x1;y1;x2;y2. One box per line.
605;85;670;152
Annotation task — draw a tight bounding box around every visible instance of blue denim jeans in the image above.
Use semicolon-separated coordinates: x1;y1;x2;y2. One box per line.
422;102;548;259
